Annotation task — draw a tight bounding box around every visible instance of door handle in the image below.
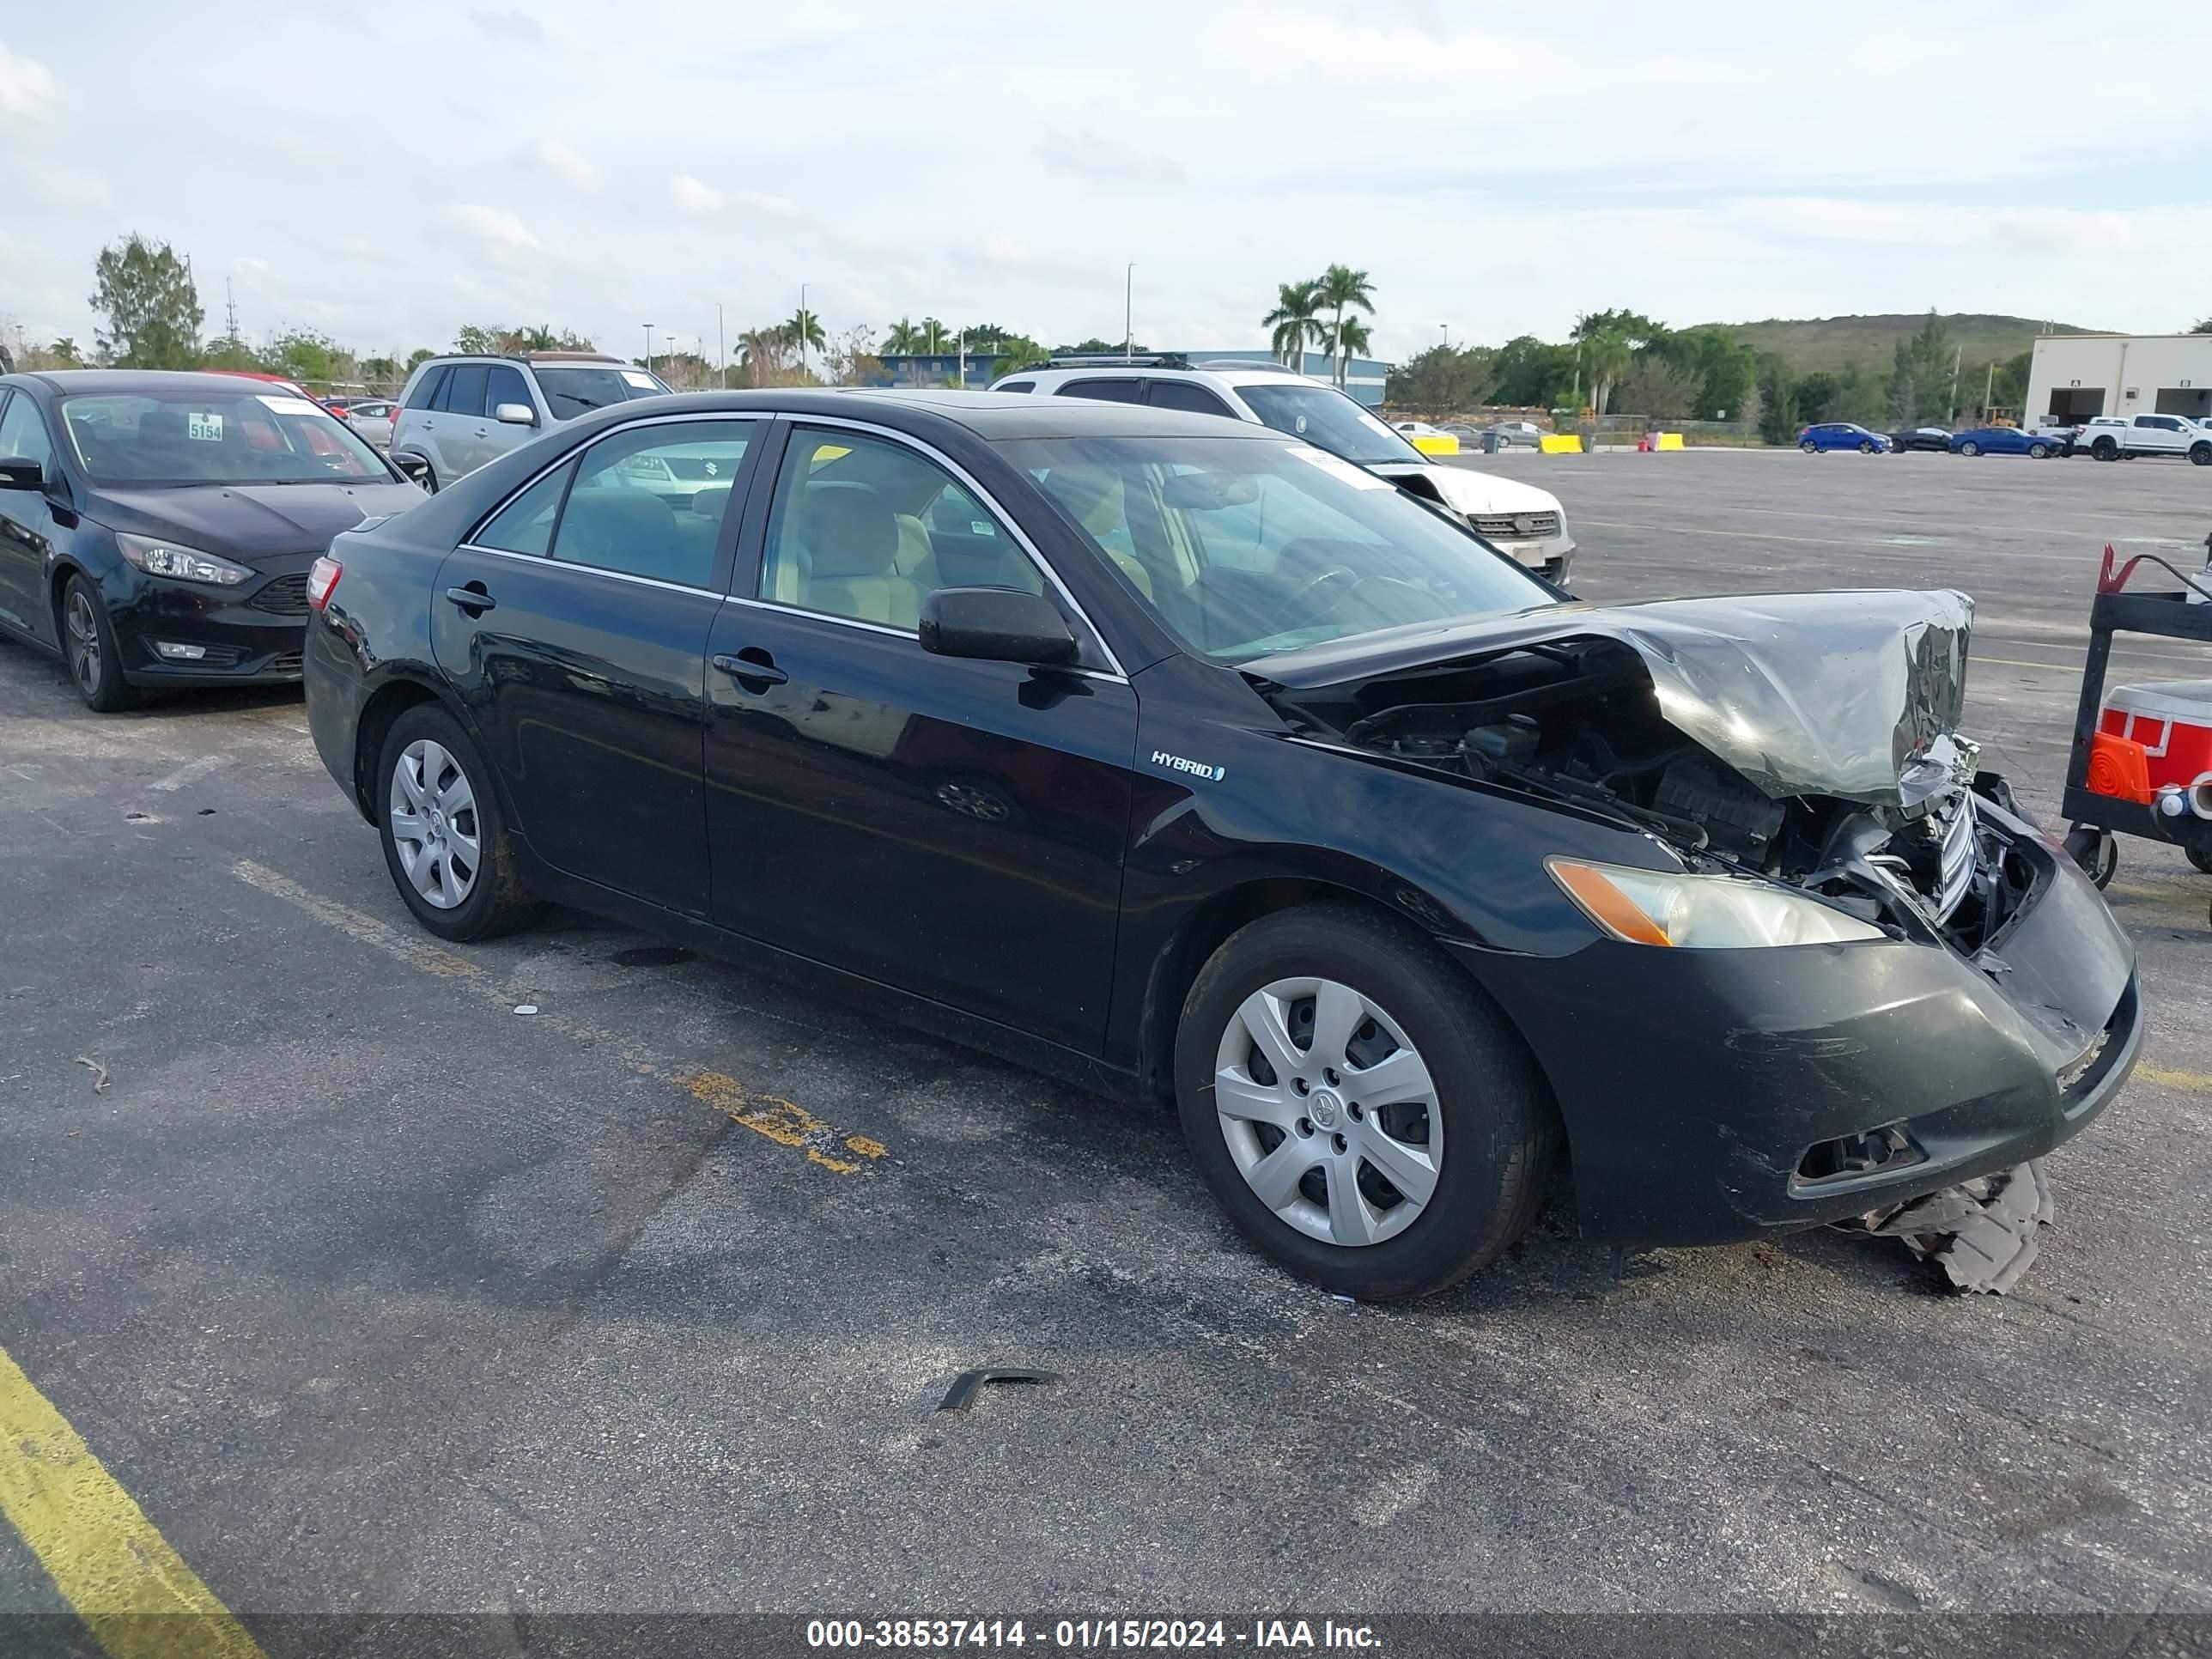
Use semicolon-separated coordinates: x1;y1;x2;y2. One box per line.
712;651;787;687
444;585;495;611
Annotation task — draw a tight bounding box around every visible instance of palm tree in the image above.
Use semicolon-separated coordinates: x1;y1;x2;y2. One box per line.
1581;330;1632;417
1262;281;1324;369
1328;317;1373;389
780;307;827;357
1316;264;1376;386
917;316;948;356
883;317;926;355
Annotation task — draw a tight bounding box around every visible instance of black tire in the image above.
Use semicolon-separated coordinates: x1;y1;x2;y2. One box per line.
2063;825;2118;890
2186;845;2212;876
2028;442;2050;459
58;572;139;712
375;703;539;940
1799;440;1819;453
1857;439;1875;453
2191;444;2212;467
1173;902;1559;1301
1960;441;1980;457
2093;438;2118;461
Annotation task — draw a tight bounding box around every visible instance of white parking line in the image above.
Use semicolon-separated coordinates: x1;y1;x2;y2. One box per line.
149;755;232;793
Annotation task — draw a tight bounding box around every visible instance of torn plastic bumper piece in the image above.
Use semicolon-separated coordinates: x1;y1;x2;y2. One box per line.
1844;1158;2055;1294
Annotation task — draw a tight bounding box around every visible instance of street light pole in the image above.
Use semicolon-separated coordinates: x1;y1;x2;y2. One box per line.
1124;263;1133;362
717;304;726;389
1440;323;1449;349
642;323;655;374
799;283;809;376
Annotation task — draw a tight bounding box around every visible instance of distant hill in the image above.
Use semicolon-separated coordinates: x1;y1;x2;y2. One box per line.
1704;313;2106;374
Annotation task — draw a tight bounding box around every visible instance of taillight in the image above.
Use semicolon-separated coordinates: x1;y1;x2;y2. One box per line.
307;556;342;611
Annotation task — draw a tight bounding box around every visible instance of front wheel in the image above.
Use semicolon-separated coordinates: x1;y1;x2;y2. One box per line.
2028;442;2051;459
1175;904;1558;1300
2191;445;2212;467
1858;439;1875;453
59;573;139;712
1800;440;1819;453
376;703;539;940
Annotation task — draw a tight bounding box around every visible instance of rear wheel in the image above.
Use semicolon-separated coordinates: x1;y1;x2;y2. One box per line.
2187;846;2212;875
2093;438;2118;460
1799;439;1819;453
1960;441;1981;457
59;574;138;713
376;704;539;940
1174;903;1558;1301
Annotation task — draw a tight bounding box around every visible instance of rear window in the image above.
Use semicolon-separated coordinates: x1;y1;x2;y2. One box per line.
1059;379;1145;404
532;365;669;421
60;392;390;484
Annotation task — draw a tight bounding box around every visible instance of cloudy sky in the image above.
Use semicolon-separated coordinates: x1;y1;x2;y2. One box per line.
5;2;2209;363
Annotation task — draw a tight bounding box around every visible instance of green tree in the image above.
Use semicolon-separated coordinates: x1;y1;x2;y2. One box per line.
1385;344;1496;421
780;307;827;359
265;328;347;389
454;325;495;355
1057;336;1146;356
883;317;927;355
1887;311;1954;423
1262;280;1324;368
359;355;400;390
1793;371;1839;423
405;347;438;372
49;337;83;367
89;234;204;368
1491;335;1576;406
1755;355;1797;445
1613;354;1700;420
1328;315;1372;386
1316;264;1376;387
198;334;261;372
2193;318;2212;334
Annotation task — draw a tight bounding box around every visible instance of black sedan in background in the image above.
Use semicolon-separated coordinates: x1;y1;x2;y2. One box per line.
304;390;2138;1299
0;369;422;709
1888;426;1952;453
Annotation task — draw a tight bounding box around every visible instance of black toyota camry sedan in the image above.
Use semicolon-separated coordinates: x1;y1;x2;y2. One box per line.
0;369;422;709
303;389;2140;1299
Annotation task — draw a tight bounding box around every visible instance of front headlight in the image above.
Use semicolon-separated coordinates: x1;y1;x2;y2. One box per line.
117;533;253;586
1547;857;1883;948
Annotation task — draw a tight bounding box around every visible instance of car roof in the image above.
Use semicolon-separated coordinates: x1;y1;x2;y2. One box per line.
604;386;1290;442
7;368;325;398
1015;363;1318;395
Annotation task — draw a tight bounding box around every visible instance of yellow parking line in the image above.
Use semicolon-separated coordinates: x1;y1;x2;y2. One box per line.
2135;1064;2212;1093
0;1343;264;1659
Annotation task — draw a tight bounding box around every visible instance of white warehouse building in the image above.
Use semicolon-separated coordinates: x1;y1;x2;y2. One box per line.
2027;332;2212;427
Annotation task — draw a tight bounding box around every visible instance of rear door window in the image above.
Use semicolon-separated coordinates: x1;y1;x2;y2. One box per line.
550;419;757;587
438;365;489;416
474;462;575;556
1059;379;1145;403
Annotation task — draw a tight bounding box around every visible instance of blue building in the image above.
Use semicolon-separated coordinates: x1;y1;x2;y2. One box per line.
872;348;1394;407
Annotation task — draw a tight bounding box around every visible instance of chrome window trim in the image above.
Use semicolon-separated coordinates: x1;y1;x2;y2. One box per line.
761;412;1127;678
452;540;725;599
717;592;1129;685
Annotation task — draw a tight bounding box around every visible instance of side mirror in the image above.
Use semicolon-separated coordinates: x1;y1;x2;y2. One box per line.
493;402;538;427
0;457;42;490
920;586;1078;667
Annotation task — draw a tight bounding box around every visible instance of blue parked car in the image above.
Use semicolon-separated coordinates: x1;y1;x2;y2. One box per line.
1797;422;1890;453
1949;425;2057;459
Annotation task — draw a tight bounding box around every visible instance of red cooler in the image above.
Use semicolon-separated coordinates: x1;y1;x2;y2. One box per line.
2100;680;2212;806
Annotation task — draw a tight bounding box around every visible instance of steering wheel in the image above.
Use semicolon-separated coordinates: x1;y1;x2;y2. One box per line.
1278;563;1363;629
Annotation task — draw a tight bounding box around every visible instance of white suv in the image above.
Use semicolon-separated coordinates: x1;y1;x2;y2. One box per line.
2076;413;2212;465
993;359;1576;580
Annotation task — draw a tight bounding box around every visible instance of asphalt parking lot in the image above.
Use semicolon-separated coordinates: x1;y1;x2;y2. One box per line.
3;445;2210;1648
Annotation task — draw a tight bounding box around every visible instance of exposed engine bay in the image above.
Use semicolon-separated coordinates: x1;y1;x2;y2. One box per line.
1255;590;2037;955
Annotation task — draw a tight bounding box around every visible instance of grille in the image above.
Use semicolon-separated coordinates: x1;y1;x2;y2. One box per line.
1932;794;1977;922
1471;511;1560;539
266;652;303;675
249;573;311;616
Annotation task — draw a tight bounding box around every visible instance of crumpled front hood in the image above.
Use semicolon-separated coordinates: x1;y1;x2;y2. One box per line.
1368;461;1562;518
1255;588;1975;808
88;481;425;561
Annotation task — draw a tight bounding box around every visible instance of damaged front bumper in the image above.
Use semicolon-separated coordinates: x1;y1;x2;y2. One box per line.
1452;799;2141;1248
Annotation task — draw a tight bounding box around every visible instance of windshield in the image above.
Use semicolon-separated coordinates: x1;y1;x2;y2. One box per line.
534;365;669;421
1236;382;1428;466
60;392;390;485
1005;434;1553;663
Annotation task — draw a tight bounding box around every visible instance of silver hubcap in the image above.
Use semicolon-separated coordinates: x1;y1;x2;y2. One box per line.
1213;976;1441;1248
388;738;480;909
64;591;100;692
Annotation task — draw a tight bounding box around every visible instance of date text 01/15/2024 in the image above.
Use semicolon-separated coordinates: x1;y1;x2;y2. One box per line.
804;1619;1382;1649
